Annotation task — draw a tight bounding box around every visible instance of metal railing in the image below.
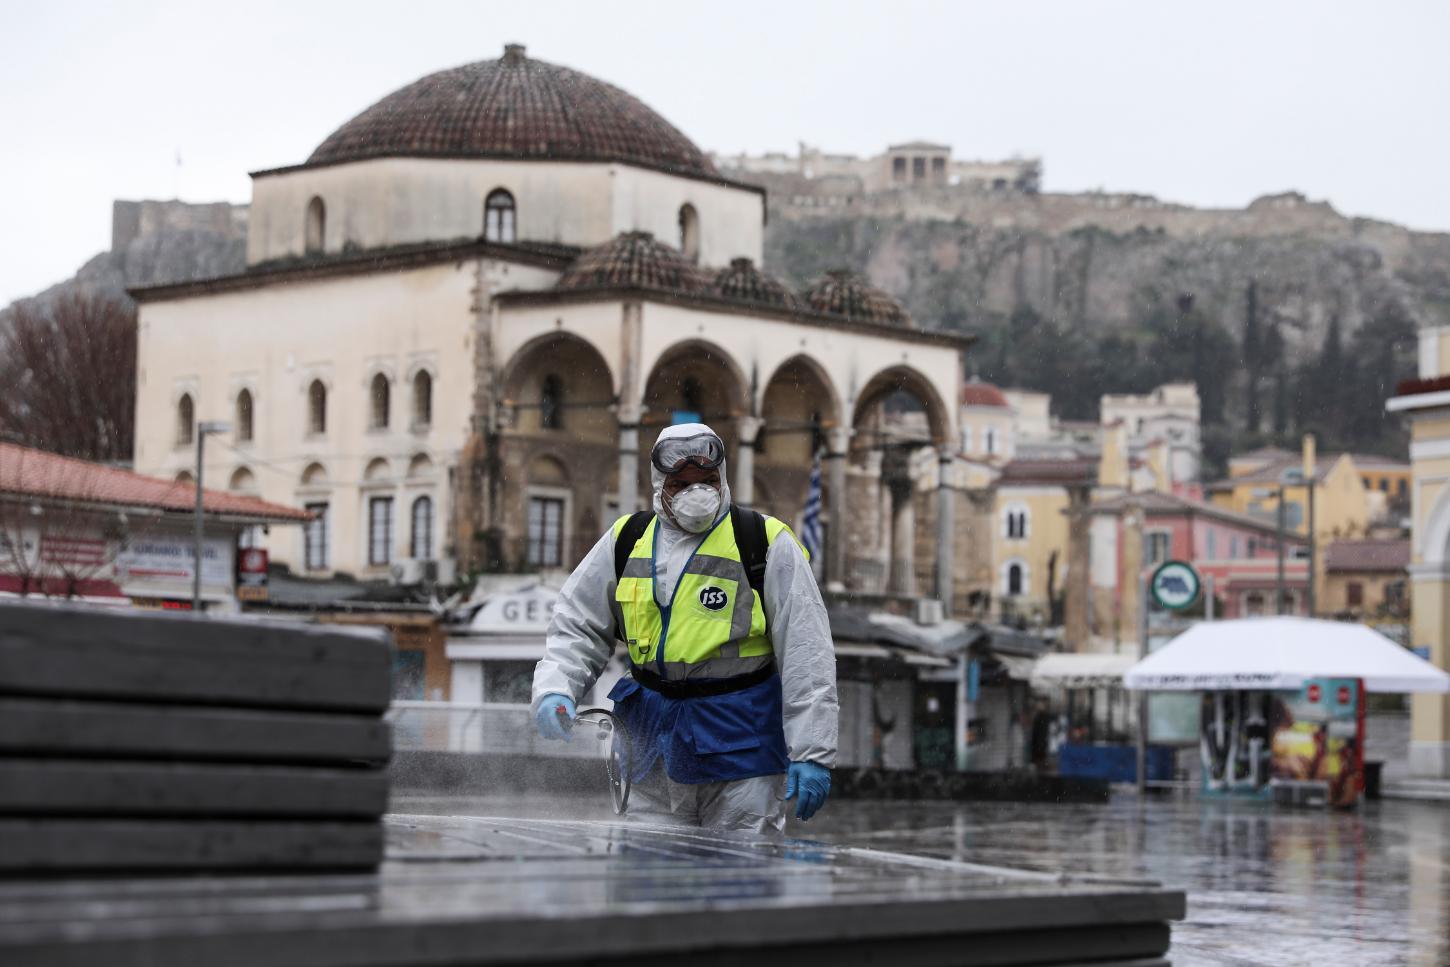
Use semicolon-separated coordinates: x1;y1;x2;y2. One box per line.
386;701;607;759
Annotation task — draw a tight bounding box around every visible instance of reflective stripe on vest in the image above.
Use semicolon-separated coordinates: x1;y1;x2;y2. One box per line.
612;511;799;682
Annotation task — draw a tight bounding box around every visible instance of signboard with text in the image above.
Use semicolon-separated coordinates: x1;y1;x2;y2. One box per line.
237;547;269;602
468;584;559;633
115;537;233;590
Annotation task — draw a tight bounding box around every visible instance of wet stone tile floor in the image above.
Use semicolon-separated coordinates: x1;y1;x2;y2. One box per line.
392;790;1450;967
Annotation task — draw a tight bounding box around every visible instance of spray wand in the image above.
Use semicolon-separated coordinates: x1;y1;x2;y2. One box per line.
560;705;631;815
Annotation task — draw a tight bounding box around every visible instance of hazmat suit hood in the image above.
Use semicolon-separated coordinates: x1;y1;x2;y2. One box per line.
650;422;732;534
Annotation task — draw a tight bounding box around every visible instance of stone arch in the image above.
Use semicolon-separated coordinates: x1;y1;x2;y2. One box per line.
755;354;842;519
850;364;952;451
228;466;257;492
500;332;615;438
642;338;751;487
363;457;392;483
174;470;195;485
407;453;435;479
528;453;570;486
300;462;329;487
642;338;750;428
1420;482;1450;565
760;354;842;463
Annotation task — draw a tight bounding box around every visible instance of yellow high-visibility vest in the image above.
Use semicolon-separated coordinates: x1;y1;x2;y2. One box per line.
613;512;799;681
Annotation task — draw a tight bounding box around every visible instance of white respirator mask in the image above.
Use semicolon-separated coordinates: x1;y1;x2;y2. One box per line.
666;483;723;534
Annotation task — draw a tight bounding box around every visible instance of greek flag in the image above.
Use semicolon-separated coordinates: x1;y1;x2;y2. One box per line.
801;455;824;570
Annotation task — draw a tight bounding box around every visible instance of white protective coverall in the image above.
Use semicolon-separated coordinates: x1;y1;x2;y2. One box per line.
532;424;838;832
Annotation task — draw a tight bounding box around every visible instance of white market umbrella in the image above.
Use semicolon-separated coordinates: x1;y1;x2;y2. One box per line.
1123;617;1450;693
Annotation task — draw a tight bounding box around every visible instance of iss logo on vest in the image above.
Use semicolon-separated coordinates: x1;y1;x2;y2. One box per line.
697;586;730;614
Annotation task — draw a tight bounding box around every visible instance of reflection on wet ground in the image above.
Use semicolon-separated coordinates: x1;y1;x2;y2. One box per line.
392;790;1450;967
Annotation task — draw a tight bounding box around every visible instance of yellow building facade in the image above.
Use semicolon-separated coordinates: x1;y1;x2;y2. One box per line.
1386;324;1450;778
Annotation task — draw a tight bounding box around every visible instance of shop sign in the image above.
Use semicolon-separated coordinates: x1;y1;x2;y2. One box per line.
237;547;269;602
116;537;233;588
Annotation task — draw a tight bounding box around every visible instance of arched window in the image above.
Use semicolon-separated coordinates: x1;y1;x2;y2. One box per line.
235;389;254;442
678;203;699;262
540;374;564;430
305;197;325;254
411;496;434;560
174;470;195;485
412;371;433;428
1007;563;1024;597
1003;504;1029;540
308;380;327;435
176;394;194;445
484;189;516;243
370;373;391;429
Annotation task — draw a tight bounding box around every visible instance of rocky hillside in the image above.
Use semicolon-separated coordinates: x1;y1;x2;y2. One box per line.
752;185;1450;463
4;200;246;315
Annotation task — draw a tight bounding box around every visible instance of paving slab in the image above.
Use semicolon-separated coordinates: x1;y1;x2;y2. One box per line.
0;698;391;764
0;760;389;818
0;814;1185;966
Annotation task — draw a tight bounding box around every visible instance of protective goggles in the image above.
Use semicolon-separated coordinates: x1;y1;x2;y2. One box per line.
650;432;725;474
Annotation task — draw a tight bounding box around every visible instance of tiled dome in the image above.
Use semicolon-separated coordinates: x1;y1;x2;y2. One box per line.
556;232;706;293
307;45;719;180
803;270;912;327
710;258;802;310
961;380;1009;408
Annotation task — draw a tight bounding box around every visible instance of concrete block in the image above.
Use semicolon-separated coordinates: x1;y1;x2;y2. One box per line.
0;760;389;818
0;601;392;712
0;698;391;764
0;818;383;873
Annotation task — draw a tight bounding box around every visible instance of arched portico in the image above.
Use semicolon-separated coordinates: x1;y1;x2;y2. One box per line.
848;364;956;599
755;354;842;528
641;339;751;503
495;334;620;570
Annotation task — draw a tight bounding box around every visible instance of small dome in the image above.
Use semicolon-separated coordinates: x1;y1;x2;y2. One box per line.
556;232;705;293
803;270;911;327
307;45;718;180
710;258;802;310
961;380;1009;408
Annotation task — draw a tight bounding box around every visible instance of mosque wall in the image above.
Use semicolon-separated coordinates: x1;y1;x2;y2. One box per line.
135;259;493;577
247;159;615;264
609;167;764;266
246;158;764;267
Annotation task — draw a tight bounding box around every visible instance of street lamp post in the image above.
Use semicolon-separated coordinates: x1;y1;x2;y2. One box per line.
193;420;231;612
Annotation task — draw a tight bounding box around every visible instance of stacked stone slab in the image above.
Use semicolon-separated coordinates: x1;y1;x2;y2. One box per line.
0;601;393;873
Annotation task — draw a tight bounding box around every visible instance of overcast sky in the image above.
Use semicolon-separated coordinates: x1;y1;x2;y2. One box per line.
3;0;1447;306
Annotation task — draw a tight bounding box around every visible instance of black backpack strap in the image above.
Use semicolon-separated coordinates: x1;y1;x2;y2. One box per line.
613;511;655;583
730;503;770;610
612;510;654;644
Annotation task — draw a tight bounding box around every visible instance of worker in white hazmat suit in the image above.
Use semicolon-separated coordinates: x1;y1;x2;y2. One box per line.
532;423;838;833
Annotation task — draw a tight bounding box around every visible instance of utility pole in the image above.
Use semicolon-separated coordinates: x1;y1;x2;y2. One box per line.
1303;434;1317;616
1135;566;1150;795
192;420;231;611
1275;481;1287;616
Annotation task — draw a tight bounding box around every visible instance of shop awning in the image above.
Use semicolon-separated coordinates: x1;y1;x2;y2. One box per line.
1123;617;1450;693
1031;652;1137;688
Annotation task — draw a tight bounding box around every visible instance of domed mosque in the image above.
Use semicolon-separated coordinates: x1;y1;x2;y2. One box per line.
132;45;970;599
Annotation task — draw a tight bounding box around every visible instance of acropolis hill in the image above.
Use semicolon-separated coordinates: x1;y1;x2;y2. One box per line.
715;142;1450;357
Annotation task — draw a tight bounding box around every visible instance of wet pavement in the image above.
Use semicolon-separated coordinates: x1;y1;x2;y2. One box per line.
392;790;1450;966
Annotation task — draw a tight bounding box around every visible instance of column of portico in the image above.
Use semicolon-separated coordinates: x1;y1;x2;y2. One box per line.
884;445;916;597
826;427;851;591
733;415;762;508
935;448;954;615
617;301;643;515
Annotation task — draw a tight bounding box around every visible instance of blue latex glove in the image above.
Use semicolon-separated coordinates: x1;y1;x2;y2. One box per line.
535;694;576;741
784;761;831;821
